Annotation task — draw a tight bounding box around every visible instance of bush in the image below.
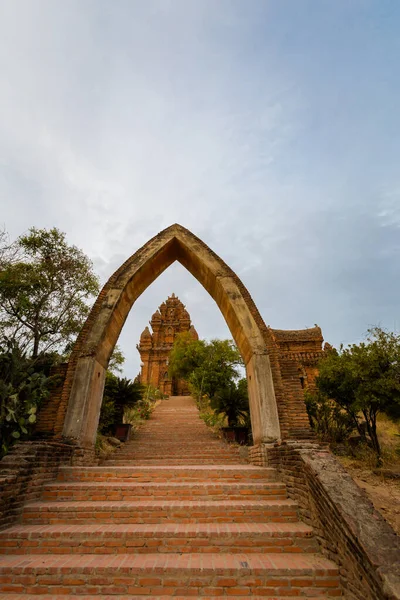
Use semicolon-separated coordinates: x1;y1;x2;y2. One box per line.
0;338;51;457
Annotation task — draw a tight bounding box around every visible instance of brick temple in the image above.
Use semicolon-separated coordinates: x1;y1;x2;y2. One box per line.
136;293;198;395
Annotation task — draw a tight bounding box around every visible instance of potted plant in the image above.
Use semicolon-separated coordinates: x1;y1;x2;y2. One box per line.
100;374;144;441
210;378;250;444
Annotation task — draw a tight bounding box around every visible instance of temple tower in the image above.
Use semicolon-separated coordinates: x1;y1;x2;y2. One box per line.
136;294;198;395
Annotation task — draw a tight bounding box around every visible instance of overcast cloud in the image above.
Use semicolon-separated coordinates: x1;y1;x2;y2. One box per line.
1;0;399;376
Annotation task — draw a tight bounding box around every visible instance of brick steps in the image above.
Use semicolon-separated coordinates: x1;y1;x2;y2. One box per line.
106;459;246;465
0;596;335;600
0;396;341;598
0;552;340;596
22;498;299;525
0;522;317;555
42;481;287;501
57;465;275;482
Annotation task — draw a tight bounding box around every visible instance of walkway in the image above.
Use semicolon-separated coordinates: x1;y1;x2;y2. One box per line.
0;396;341;598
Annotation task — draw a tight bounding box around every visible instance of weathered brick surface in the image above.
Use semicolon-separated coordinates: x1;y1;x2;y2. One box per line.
34;364;68;437
258;442;400;600
0;441;73;531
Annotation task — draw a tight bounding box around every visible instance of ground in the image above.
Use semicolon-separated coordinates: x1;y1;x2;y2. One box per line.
338;456;400;534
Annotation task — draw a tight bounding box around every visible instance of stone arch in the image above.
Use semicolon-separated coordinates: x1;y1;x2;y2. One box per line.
57;224;288;450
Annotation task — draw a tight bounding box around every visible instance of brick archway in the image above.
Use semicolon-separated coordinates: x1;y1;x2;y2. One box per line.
57;224;290;450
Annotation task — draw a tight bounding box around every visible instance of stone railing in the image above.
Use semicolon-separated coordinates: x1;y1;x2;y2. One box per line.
250;441;400;600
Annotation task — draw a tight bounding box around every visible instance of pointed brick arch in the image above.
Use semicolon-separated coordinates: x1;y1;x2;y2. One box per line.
56;224;306;451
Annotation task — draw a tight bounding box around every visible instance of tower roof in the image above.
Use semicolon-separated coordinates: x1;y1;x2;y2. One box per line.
140;326;152;340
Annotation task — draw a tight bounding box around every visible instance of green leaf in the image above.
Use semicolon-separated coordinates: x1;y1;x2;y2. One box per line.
11;431;20;438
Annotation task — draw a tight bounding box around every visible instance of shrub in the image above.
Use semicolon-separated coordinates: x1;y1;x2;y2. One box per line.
0;338;50;457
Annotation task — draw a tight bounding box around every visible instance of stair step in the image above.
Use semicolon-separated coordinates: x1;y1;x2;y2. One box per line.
0;552;340;596
57;465;275;482
0;594;338;600
0;522;317;554
22;499;298;524
42;481;287;501
105;460;247;466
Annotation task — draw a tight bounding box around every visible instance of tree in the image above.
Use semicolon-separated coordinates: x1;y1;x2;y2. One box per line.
168;334;244;400
304;388;354;443
316;327;400;461
0;227;99;358
108;345;125;375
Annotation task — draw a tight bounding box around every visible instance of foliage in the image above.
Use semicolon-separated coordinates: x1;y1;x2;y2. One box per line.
200;407;227;430
316;327;400;462
135;396;156;420
304;388;354;443
98;373;144;433
210;378;250;428
169;333;243;400
0;227;99;358
124;386;159;428
0;338;51;457
108;345;125;374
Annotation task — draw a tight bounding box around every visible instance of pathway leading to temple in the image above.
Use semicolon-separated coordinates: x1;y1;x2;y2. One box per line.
0;396;341;598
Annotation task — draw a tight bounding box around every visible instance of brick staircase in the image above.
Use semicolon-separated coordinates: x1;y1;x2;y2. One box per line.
0;396;341;598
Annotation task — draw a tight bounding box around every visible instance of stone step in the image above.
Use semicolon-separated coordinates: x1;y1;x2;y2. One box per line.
109;456;242;461
42;481;287;502
0;522;317;555
0;552;340;596
57;465;275;483
105;459;245;465
22;499;299;524
113;449;240;455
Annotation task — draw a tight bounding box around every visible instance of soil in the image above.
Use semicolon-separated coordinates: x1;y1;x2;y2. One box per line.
338;457;400;535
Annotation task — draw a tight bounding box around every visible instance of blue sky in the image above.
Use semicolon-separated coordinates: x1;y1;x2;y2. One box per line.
0;0;399;376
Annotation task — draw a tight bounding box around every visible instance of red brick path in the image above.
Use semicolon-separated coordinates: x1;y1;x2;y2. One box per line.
0;396;341;598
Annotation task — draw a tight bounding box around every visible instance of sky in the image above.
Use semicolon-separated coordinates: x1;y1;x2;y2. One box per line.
0;0;399;377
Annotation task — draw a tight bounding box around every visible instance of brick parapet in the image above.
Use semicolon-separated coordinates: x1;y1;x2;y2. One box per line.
0;441;73;530
250;441;400;600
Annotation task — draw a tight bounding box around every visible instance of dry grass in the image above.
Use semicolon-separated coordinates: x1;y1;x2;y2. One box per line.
337;415;400;535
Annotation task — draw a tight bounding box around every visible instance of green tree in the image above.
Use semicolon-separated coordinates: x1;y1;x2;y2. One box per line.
168;334;243;400
304;388;354;443
316;327;400;461
108;345;125;375
0;227;99;358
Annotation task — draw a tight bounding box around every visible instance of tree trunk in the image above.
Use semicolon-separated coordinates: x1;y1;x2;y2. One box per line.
32;334;40;359
363;410;382;465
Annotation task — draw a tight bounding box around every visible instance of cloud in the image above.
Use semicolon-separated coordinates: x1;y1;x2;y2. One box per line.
0;0;399;375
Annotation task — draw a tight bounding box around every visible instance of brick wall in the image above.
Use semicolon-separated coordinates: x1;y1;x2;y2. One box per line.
254;442;400;600
35;363;68;437
0;441;73;530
